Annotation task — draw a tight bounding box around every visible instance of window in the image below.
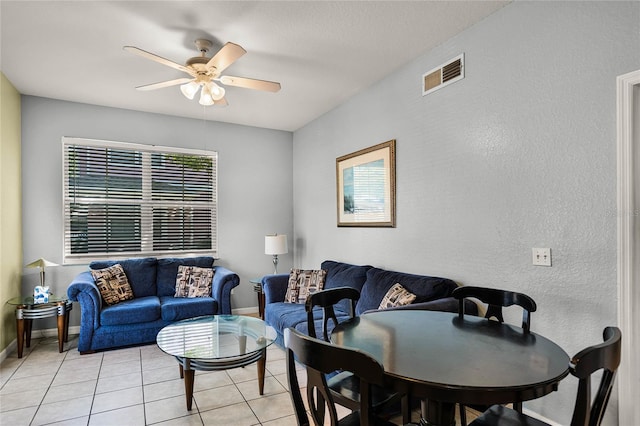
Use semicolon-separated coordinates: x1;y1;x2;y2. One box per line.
63;137;217;263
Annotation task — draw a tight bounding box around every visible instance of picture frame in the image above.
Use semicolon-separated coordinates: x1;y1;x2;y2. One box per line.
336;139;396;227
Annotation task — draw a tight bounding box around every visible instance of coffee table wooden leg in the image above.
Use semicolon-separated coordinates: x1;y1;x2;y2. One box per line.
257;349;266;395
64;315;70;342
25;319;33;348
64;305;71;342
16;316;25;358
184;367;195;410
57;307;65;353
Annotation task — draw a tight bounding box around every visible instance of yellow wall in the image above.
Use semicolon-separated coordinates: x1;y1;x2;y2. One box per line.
0;72;22;353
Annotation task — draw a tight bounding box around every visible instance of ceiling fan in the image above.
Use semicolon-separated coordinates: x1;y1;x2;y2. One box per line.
123;39;281;106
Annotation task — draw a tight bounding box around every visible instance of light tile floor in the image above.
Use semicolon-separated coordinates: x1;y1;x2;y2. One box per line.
0;334;476;425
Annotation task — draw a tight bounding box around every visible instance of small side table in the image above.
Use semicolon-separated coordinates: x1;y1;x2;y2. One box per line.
250;278;265;320
6;295;72;358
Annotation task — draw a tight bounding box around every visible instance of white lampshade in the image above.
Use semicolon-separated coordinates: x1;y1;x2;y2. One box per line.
199;84;215;106
180;81;200;100
25;258;58;269
209;82;226;101
265;234;288;255
25;258;58;286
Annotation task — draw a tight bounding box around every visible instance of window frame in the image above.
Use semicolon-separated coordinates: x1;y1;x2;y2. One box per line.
62;137;218;264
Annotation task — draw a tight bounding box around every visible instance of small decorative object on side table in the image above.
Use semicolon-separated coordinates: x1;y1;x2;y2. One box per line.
250;278;265;319
6;295;72;358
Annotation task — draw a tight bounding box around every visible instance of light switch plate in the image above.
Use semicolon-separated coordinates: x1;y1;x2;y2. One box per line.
532;248;552;266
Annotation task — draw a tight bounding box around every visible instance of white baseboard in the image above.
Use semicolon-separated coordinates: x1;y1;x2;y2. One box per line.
523;407;562;426
0;340;17;364
232;306;259;315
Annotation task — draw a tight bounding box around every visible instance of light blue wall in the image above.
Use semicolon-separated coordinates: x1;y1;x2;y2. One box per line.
20;96;293;328
291;2;640;424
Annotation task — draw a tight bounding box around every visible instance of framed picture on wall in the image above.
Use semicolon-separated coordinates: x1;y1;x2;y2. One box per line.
336;139;396;227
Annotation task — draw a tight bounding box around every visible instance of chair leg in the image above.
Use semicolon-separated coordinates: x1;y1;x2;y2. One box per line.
459;404;467;426
402;394;411;424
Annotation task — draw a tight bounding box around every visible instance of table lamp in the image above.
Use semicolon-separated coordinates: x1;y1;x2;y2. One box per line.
25;258;59;286
265;234;288;274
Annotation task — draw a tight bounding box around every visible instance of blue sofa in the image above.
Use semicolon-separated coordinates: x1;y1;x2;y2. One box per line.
263;260;477;345
67;256;239;353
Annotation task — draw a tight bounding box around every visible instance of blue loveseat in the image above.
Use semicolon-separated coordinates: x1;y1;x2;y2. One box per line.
263;260;477;346
67;256;239;353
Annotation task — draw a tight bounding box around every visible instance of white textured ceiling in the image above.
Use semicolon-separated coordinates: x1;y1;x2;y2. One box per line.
0;1;508;131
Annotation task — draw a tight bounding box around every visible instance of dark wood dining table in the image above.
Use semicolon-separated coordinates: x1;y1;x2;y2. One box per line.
330;309;570;426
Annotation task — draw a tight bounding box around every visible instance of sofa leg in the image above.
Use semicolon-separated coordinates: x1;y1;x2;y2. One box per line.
80;350;96;355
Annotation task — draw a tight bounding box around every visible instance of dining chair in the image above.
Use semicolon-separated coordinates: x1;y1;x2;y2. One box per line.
284;327;400;426
469;326;622;426
305;286;360;341
305;287;409;422
452;286;538;425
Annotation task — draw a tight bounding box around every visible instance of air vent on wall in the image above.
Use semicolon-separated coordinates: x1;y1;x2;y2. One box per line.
422;53;464;96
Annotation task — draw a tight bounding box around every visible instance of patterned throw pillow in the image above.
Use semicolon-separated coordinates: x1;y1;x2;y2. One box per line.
378;283;417;310
174;265;214;298
91;264;134;306
285;269;327;304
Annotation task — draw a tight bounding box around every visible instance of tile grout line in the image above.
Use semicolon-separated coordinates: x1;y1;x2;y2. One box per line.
2;339;296;426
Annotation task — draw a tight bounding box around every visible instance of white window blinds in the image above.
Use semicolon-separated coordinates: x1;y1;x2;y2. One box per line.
62;138;217;263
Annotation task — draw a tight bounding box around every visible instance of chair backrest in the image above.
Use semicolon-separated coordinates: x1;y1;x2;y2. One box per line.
284;327;386;426
569;326;622;426
305;287;360;341
452;286;537;332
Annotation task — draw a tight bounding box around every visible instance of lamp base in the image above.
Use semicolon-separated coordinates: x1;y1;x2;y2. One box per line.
272;255;279;275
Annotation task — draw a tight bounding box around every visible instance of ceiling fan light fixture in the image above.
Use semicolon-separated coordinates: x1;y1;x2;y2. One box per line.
209;82;226;101
180;81;200;100
126;40;280;107
199;84;215;106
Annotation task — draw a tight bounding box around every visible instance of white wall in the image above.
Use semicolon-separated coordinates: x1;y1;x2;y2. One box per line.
21;96;293;328
291;2;640;424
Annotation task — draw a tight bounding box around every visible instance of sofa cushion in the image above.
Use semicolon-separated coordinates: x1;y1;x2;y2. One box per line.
285;269;327;304
174;266;214;298
321;260;372;313
159;296;218;321
266;301;350;341
156;257;216;297
356;267;457;315
294;311;352;341
100;296;161;326
265;302;309;334
379;283;416;310
90;264;134;306
90;257;158;298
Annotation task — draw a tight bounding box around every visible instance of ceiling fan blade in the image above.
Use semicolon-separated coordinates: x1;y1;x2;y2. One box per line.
219;76;281;92
214;97;229;106
123;46;194;75
206;42;246;74
135;77;194;91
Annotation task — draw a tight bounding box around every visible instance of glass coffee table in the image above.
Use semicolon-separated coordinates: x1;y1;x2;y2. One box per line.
156;315;277;410
7;295;72;358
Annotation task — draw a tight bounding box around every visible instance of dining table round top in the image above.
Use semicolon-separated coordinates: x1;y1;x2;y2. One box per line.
331;309;570;405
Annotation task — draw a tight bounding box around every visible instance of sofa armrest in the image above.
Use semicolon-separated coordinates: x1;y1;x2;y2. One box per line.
212;266;239;315
382;297;479;315
262;274;289;304
67;270;103;352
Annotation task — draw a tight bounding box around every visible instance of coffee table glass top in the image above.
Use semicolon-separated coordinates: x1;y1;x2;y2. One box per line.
7;295;68;306
157;315;276;360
